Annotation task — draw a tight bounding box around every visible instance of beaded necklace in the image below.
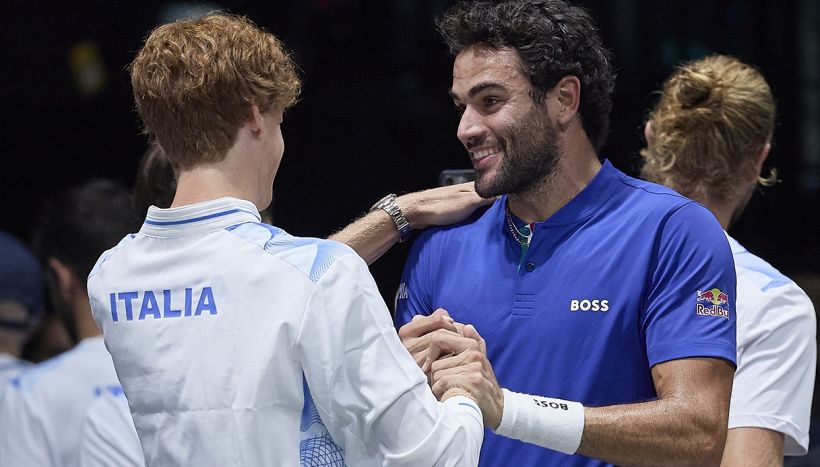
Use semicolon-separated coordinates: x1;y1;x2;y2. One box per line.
505;205;533;270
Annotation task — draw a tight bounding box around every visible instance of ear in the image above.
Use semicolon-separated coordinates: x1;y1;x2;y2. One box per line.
248;104;264;135
552;75;581;128
754;140;771;175
48;258;80;303
644;120;654;143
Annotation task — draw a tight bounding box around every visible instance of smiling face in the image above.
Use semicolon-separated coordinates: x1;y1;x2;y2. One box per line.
450;45;560;198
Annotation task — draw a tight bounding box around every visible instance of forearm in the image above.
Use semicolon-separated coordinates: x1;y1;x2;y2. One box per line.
495;358;733;466
329;210;397;265
578;396;727;466
330;184;491;265
720;427;784;467
493;389;724;465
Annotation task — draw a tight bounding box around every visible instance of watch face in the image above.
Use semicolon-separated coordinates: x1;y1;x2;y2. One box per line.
370;194;395;213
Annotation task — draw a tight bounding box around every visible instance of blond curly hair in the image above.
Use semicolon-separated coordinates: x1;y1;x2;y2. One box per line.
641;55;776;203
130;13;301;170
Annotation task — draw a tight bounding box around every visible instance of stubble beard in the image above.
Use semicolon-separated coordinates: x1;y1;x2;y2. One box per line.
474;107;560;199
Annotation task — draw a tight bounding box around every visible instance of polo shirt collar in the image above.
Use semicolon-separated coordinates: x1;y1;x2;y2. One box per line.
500;159;619;234
140;197;261;237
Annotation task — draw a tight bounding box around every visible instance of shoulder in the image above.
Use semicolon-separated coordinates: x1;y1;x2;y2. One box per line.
8;339;113;393
730;237;797;293
612;170;712;218
8;348;79;392
614;173;725;244
730;236;816;319
604;171;726;258
85;386;131;421
415;202;497;246
88;234;138;281
227;222;357;283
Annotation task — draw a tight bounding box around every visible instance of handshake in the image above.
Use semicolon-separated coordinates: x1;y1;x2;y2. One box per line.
397;308;504;429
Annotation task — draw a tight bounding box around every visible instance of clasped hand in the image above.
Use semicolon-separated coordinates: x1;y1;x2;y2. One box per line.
397;308;503;429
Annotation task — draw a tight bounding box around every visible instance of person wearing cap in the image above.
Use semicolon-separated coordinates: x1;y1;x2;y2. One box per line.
0;180;139;467
0;230;45;386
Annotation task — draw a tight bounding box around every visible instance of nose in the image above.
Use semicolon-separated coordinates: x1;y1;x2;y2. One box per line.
457;107;484;150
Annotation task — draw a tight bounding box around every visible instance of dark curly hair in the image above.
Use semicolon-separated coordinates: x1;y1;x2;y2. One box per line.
437;0;615;152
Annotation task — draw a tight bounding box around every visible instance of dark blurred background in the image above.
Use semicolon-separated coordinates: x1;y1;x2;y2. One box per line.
2;0;819;301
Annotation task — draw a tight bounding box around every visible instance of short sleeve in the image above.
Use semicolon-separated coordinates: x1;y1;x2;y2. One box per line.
642;202;737;367
729;280;816;455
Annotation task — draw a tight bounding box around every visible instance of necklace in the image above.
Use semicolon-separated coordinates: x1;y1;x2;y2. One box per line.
505;205;533;269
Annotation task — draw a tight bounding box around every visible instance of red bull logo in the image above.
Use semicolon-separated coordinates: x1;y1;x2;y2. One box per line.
695;288;730;319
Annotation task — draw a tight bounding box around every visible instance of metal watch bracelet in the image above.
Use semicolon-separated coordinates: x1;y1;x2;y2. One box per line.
369;194;412;243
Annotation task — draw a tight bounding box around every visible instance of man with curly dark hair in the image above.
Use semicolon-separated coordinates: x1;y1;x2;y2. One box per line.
394;1;738;466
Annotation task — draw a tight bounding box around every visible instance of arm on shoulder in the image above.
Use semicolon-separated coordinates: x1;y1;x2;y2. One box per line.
329;183;491;264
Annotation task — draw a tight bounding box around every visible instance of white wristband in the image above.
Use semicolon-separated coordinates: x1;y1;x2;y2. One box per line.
494;388;585;455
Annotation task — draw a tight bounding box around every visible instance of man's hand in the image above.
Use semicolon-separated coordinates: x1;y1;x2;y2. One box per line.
428;324;504;430
330;183;491;265
397;182;493;229
397;309;460;372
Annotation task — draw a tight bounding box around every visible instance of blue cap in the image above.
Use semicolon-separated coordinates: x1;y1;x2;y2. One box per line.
0;230;45;324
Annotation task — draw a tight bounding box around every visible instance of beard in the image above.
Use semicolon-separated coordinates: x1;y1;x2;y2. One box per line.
473;106;560;199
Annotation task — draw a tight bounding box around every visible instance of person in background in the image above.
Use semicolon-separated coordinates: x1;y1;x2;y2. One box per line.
20;307;73;363
641;54;817;466
0;230;44;385
80;386;145;467
131;142;176;220
0;179;139;467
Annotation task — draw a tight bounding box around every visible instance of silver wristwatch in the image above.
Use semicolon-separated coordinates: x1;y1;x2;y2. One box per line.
369;194;412;243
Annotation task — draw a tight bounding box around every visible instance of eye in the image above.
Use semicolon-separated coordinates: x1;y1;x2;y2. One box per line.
483;96;501;108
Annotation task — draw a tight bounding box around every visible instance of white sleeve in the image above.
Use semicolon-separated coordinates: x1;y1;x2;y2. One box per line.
729;281;817;455
0;381;56;466
80;393;145;467
296;253;483;466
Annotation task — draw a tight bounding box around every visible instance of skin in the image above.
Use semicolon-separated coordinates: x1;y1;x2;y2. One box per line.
398;309;504;428
401;44;735;466
0;301;30;356
49;257;100;341
644;121;784;466
173;104;488;406
721;428;784;467
172;105;284;212
329;182;492;265
713;143;783;466
643;121;771;231
451;45;600;223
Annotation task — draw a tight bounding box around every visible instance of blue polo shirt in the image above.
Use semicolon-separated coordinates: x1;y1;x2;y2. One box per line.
395;160;737;467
